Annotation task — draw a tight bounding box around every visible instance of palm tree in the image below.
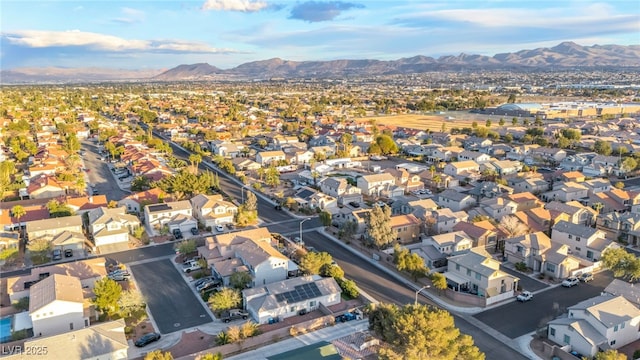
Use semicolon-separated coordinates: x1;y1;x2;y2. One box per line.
432;174;442;189
11;205;26;239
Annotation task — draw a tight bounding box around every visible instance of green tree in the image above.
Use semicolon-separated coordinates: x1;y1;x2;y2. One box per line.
144;350;173;360
208;288;241;312
485;119;491;128
319;211;332;226
507;93;517;103
177;239;197;255
229;271;252;290
593;140;612;155
197;353;223;360
593;350;626;360
370;303;484;360
557;136;571;149
244;191;257;212
621;157;638;173
189;153;202;173
299;251;334;275
118;289;146;317
264;165;280;187
320;263;344;279
26;238;52;264
393;246;428;281
337;278;359;298
365;205;395;249
511;117;518;125
0;161;17;199
431;273;448;294
373;134;398;155
601;248;640;281
614;181;625;189
93;277;123;319
11;205;26;234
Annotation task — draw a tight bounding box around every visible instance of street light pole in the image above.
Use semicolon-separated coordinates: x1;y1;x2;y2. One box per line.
299;218;311;245
415;285;431;305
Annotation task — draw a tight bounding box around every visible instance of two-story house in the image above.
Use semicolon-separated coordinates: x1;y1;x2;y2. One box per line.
478;197;518;221
547;295;640;357
26;215;83;242
551;221;616;262
427;208;469;234
190;194;238;229
545;201;597;226
508;177;550;194
444;248;519;306
356;173;396;196
541;181;589;203
389;214;421;244
458;151;491;164
504;232;580;278
117;188;170;215
435;189;476;212
423;231;473;255
443;160;480;177
596;212;640;246
143;200;197;234
29;274;87;338
87;207;141;252
255;150;286;166
452;221;498;247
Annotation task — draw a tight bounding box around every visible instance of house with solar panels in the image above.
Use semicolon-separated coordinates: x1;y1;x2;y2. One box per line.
243;275;341;324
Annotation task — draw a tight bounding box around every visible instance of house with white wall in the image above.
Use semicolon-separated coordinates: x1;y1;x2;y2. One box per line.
256;150;286;166
356;173;396;196
243;275;341;324
29;274;87;337
547;295;640;357
143;200;196;233
87;207;140;251
190;194;238;229
551;220;616;262
26;216;83;242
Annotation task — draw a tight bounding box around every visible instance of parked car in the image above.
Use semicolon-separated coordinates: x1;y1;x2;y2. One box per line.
221;309;249;323
197;280;220;292
134;332;161;347
52;249;62;261
562;276;580;287
190;227;199;235
108;273;130;281
579;272;594;282
64;249;73;258
348;201;360;208
274;204;283;210
173;229;183;240
226;223;235;230
193;276;214;288
516;291;533;302
215;225;224;232
182;260;202;273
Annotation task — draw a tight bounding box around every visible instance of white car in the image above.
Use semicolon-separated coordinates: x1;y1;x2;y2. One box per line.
215;225;224;232
516;291;533;302
562;276;580;287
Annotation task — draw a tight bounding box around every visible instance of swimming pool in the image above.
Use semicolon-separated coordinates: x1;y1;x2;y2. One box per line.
0;317;11;343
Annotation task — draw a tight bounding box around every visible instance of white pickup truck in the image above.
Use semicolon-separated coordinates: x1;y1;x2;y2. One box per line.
182;260;202;273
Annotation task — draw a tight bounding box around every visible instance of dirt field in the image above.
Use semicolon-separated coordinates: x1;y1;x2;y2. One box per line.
365;114;483;131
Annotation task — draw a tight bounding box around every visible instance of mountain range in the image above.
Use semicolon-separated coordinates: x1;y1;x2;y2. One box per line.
3;42;639;83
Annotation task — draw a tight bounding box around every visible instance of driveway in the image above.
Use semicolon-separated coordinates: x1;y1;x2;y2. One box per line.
130;258;212;334
499;265;548;292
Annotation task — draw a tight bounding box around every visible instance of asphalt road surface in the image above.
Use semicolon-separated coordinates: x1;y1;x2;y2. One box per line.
81;139;129;201
130;258;212;334
499;265;548;293
301;230;529;360
474;271;614;339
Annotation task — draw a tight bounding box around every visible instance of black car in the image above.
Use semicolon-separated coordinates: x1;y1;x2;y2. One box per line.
134;332;161;347
64;249;73;258
173;229;183;239
190;227;198;235
274;204;283;210
348;201;360;208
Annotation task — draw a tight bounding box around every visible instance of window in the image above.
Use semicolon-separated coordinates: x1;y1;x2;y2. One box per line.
576;237;581;242
610;340;616;346
568;234;572;239
456;264;460;271
290;306;296;312
549;327;556;337
475;273;481;280
546;263;556;272
310;301;316;307
467;269;472;276
587;250;594;259
563;335;570;345
614;325;618;332
70;323;74;330
575;247;581;252
621;322;625;329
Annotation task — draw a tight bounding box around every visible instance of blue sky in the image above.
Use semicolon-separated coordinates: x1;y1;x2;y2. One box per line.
2;0;638;70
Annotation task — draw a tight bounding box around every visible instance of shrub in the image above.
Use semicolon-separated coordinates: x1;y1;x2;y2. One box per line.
633;349;640;359
337;278;359;298
515;262;528;272
12;297;29;311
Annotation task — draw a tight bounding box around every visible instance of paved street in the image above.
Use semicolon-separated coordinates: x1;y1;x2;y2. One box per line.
474;271;614;339
81;139;129;201
499;265;548;292
130;258;213;334
301;230;529;360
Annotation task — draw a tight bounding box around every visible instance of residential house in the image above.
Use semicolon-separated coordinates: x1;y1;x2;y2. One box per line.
243;275;341;324
117;188;169;215
431;146;464;162
458;151;491;164
391;198;438;219
477;197;518;221
547;295;640;357
198;228;296;287
27;174;68;200
541;182;589;203
530;147;567;163
4;319;129;360
491;160;523;176
256;150;286;166
5;258;108;304
418;170;458;190
389;214;421;244
423;231;473;255
453;221;498;247
463;137;493;151
87;207;141;252
582;179;611;195
603;279;640;308
232;158;262;171
443;160;480;177
558;153;594;172
356;173;396;196
545;201;597;226
49;231;87;252
143;200;197;234
468;182;513;201
427;208;469;234
596;212;640;246
0;232;20;252
560;171;586;183
508;177;549;194
406;243;448;272
26;215;83;242
514;208;562;234
504;232;580;278
506;192;544;212
444;248;519;306
551;221;615;261
507;144;539;162
331;208;370;235
320;178;348;198
208;140;246;157
29;274;87;337
190;194;238;229
435;190;476;212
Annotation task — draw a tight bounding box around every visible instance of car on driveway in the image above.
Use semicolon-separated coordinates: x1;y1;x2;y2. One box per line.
64;249;73;258
173;229;183;240
134;332;161;347
190;227;199;235
52;249;62;261
182;260;202;273
579;272;594;282
349;201;360;208
215;225;224;232
562;276;580;287
221;309;249;323
516;291;533;302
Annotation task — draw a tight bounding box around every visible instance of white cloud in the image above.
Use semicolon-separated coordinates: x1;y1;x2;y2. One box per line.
201;0;268;12
112;7;146;24
2;30;235;54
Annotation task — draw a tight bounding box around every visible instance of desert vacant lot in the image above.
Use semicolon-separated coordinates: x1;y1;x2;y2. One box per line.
366;114;480;131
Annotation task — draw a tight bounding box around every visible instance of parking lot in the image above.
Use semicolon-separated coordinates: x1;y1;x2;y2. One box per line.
130;258;213;334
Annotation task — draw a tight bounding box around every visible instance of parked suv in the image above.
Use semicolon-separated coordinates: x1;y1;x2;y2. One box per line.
516;291;533;302
562;276;580;287
579;272;594;282
52;249;62;261
173;229;183;240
